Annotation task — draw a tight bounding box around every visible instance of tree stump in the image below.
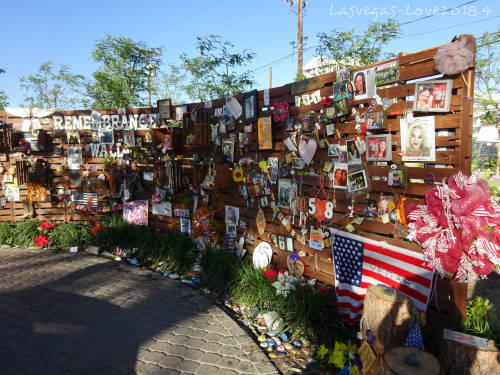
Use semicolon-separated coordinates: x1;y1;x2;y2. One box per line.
384;347;440;375
360;285;418;375
440;334;500;375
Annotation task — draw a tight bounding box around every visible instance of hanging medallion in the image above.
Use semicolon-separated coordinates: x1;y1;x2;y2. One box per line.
256;207;266;236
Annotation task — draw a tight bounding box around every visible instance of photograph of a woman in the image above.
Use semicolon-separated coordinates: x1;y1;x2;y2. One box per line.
346;139;361;164
400;116;436;162
413;80;452;113
366;134;392;161
332;163;348;189
353;68;376;101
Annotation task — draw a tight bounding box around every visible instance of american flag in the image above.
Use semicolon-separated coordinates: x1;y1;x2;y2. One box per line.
331;230;434;323
405;320;424;350
71;191;98;208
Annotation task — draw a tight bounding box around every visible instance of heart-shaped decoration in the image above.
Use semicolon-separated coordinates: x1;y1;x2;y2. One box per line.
381;98;393;110
298;138;317;165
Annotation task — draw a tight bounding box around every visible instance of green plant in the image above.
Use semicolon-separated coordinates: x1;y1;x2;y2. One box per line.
231;261;277;311
49;222;92;249
199;245;240;295
464;296;499;342
0;222;13;244
11;220;40;247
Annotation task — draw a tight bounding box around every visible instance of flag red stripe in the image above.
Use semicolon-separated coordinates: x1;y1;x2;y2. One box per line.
335;287;366;301
363;255;431;288
363;269;428;304
337;302;364;313
364;242;432;272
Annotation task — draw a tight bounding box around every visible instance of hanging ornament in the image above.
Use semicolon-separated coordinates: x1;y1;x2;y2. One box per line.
287;252;305;278
256;207;266;236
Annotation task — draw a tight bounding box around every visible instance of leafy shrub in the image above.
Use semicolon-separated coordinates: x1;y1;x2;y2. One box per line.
49;222;92;248
0;222;13;245
89;215;145;251
464;296;499;342
165;231;199;273
199;245;240;295
11;220;40;247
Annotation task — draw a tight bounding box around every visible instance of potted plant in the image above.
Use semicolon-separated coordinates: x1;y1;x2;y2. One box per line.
440;296;500;375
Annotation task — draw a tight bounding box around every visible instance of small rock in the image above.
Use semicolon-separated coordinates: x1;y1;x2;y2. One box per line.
242;319;251;327
267;330;276;337
266;339;276;347
289;367;301;373
280;333;289;342
292;340;302;348
258;335;266;342
266;346;273;352
257;326;267;332
260;342;269;348
269;353;277;359
284;343;293;350
273;338;282;346
1;244;11;248
276;345;285;352
168;273;179;279
69;246;78;253
87;246;100;255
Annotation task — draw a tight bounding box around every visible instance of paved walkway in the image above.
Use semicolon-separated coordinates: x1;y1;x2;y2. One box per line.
0;248;279;375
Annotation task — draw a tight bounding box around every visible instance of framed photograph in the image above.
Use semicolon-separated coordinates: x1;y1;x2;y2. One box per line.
98;129;114;144
278;235;286;251
266;157;277;168
365;110;386;130
152;201;172;216
242;90;258;124
333;98;349;117
413;79;452;113
332;163;348;189
375;61;399;86
388;169;404;188
325;106;336;118
400;116;436;162
257;116;273;150
123;131;135;147
278;179;293;208
366;134;392;161
175;105;187;121
157;98;172;122
226;223;237;236
336;68;351;82
270;167;278;184
239;132;249;147
347;170;368;192
67;147;82;170
143;171;154;181
353;68;376;101
123;200;148;226
225;205;239;225
364;197;377;219
338;144;348;164
355;135;366;155
286;237;294;252
346;139;361;164
284;118;296;131
270;233;279;248
292;157;306;170
180;217;191;235
299;211;308;228
333;81;351;101
223;139;234;162
328;144;340;158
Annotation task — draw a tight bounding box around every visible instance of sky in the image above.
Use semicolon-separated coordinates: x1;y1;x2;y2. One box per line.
1;0;499;108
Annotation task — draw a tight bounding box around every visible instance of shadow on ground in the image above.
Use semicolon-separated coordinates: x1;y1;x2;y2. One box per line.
0;248;278;375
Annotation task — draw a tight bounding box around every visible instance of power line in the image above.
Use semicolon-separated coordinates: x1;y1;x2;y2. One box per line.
395;16;500;39
477;39;500;48
400;0;479;26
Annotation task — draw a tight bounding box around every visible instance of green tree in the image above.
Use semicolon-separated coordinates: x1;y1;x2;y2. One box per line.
475;29;500;125
87;34;162;109
151;63;187;105
0;68;8;110
179;35;255;101
19;61;84;109
316;19;401;69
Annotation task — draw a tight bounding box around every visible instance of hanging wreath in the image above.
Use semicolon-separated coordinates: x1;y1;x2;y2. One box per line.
406;171;500;282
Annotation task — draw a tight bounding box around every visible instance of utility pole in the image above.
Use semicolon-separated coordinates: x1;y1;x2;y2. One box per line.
137;47;161;107
297;0;303;77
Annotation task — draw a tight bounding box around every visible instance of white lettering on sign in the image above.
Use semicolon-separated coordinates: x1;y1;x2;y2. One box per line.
51;114;156;130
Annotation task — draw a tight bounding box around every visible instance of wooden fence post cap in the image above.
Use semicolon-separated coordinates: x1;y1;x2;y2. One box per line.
384;347;440;375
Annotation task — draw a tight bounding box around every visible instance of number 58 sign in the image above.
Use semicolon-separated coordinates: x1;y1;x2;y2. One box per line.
308;198;334;222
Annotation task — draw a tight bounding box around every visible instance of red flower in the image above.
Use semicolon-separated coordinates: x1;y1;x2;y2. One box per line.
40;221;53;231
263;269;278;281
91;227;98;233
321;97;332;106
35;234;49;247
